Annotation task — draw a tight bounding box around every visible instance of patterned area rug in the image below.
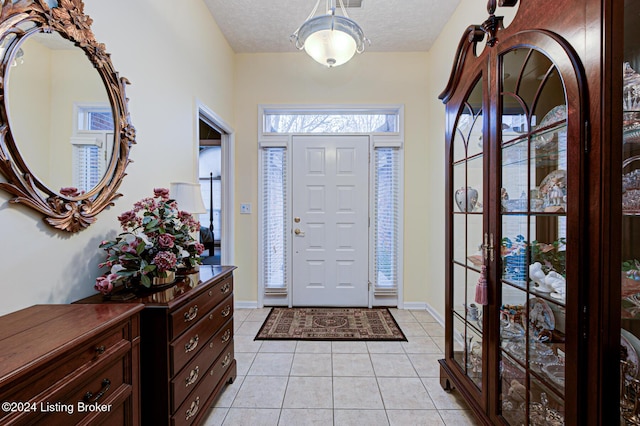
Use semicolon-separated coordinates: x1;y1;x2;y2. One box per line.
255;307;407;341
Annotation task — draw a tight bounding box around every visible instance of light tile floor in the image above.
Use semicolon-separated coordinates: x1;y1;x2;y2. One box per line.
202;308;480;426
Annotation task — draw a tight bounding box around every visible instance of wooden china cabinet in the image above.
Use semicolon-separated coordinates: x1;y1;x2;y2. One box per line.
438;0;633;424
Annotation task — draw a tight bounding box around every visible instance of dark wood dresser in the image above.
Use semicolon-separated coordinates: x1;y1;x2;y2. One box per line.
0;303;143;425
77;265;237;426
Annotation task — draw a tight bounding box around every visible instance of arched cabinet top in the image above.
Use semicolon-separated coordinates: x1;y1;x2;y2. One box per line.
440;0;520;103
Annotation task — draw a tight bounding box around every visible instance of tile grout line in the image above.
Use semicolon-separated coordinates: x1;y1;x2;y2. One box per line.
210;309;477;426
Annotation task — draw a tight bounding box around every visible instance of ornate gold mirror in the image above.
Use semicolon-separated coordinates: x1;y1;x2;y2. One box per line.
0;0;135;232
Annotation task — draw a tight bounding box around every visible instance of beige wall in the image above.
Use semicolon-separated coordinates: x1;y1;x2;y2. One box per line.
232;51;431;306
0;0;518;319
0;0;235;315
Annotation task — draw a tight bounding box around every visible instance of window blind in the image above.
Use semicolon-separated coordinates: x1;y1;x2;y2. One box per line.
374;147;399;295
262;148;288;294
71;135;105;194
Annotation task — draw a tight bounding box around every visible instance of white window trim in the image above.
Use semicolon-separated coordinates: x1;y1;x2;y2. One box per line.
258;105;404;308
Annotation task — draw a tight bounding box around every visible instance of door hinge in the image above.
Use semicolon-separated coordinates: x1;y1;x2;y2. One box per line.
582;305;588;339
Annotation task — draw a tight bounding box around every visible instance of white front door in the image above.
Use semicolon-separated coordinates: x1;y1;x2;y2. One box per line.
291;135;369;307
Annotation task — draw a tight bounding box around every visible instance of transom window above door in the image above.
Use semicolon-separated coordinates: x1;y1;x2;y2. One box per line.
262;107;400;134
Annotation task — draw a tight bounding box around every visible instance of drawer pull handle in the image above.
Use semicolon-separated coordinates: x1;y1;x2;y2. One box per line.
95;345;106;355
185;366;199;388
208;290;213;297
221;282;231;294
221;305;231;317
83;378;111;403
185;397;199;421
185;335;199;353
184;305;198;322
222;353;231;368
221;329;231;343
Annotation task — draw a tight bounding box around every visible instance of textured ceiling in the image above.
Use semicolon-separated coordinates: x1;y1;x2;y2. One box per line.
202;0;461;53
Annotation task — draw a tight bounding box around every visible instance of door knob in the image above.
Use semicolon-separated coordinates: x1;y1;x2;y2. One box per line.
294;217;301;223
294;228;302;235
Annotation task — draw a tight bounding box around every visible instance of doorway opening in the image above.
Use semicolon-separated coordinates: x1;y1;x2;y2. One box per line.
199;120;222;265
197;104;234;267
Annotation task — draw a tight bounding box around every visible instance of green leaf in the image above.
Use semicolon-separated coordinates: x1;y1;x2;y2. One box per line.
141;275;151;288
100;241;117;249
136;241;145;255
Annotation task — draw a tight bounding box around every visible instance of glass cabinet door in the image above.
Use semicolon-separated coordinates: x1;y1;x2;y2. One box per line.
498;48;567;425
622;5;640;423
450;78;485;391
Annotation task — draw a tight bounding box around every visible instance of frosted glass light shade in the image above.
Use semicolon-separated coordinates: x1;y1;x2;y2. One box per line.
296;15;366;67
304;28;356;67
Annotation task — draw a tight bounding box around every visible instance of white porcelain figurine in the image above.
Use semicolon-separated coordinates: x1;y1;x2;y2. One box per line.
529;262;566;295
529;262;552;291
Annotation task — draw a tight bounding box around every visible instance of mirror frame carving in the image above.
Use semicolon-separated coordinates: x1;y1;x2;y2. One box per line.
0;0;135;232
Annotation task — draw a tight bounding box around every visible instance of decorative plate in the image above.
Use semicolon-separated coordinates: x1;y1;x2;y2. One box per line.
539;105;567;128
534;105;566;151
539;169;567;211
524;297;555;335
621;329;640;379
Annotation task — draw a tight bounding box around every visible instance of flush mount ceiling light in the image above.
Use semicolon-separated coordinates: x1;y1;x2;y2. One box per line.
291;0;369;67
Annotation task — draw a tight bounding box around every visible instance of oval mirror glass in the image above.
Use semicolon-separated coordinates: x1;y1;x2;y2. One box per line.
6;31;114;196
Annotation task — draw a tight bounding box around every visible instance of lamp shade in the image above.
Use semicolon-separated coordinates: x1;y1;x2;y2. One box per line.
170;182;206;214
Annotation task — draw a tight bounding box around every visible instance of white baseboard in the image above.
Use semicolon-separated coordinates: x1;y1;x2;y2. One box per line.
425;303;445;327
402;302;428;310
235;300;259;309
400;302;445;328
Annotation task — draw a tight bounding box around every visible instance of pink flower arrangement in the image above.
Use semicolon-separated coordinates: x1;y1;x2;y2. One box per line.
95;188;204;294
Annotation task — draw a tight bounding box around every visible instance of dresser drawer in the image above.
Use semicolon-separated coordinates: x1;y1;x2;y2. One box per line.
169;275;233;340
3;324;131;405
58;356;129;426
170;294;233;375
170;319;233;411
5;355;129;426
171;342;234;426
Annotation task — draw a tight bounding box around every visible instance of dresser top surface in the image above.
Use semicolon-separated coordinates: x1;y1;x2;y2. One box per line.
77;265;236;308
0;303;143;385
